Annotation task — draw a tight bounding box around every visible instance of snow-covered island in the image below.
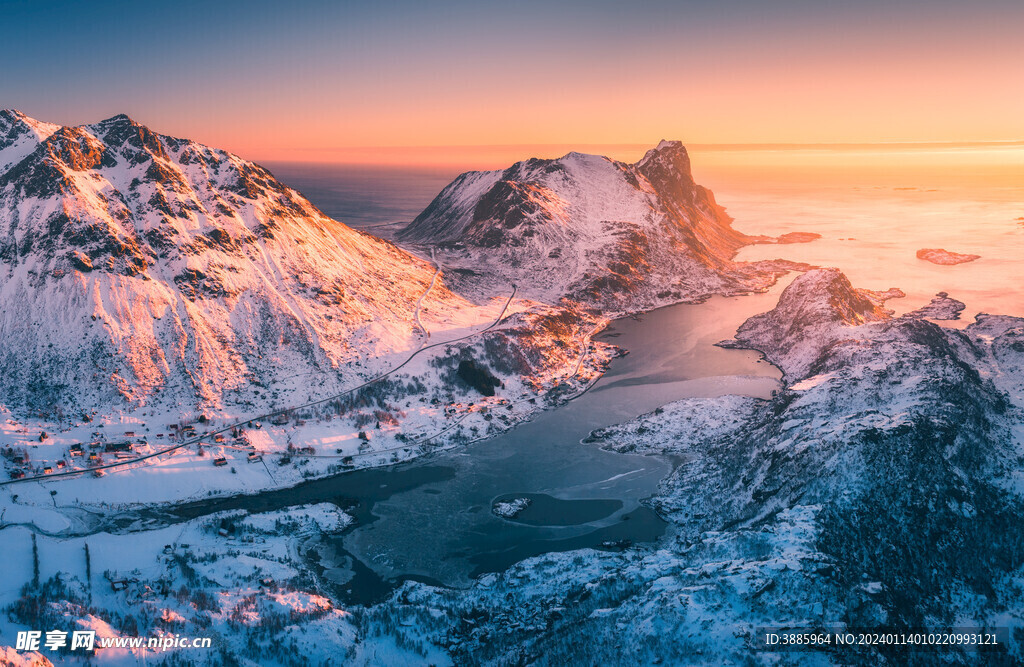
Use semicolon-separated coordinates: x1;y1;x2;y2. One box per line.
491;497;532;519
916;247;981;265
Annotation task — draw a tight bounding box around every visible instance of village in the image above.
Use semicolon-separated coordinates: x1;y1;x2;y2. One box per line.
0;380;590;508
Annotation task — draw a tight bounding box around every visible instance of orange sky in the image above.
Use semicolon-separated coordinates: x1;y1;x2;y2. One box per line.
5;1;1023;164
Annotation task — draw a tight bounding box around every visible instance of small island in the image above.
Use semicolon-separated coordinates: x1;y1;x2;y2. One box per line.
916;248;981;265
492;497;532;519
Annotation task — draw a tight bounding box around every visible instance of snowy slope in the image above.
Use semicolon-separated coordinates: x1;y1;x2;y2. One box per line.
399;140;801;311
0;112;472;415
0;110;59;175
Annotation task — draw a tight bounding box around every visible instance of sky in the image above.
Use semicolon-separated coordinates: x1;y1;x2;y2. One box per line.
2;0;1023;163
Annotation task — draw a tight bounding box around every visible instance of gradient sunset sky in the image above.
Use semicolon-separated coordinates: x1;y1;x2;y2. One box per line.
3;0;1023;163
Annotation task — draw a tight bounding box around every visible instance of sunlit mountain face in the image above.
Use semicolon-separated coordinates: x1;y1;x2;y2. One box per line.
0;111;473;413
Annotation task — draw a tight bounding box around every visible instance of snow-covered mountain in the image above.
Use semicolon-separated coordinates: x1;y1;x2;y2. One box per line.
0;109;59;174
399;140;798;310
0;111;468;415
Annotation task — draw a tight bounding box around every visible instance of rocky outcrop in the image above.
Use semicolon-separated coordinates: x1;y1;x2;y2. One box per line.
916;247;981;265
723;268;896;378
905;291;967;320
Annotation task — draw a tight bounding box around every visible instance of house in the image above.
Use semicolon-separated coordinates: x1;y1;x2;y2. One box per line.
88;452;100;462
123;431;136;438
213;456;228;467
69;444;84;456
42;466;53;474
213;434;225;443
9;470;24;480
247;452;262;463
270;414;289;426
56;460;66;469
104;442;133;453
110;580;128;592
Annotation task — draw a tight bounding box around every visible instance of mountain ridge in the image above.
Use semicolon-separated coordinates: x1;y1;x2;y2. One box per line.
398;139;802;311
0;111;470;415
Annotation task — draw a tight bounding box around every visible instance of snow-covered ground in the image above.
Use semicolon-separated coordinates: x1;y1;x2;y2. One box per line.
0;503;359;666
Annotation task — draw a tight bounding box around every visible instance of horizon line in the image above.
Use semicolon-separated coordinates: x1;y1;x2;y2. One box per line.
268;139;1024;155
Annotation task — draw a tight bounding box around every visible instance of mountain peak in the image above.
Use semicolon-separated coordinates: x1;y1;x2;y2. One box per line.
0;109;58;136
731;268;895;378
636;139;689;172
400;139;761;310
0;111;462;413
87;113;168;161
0;110;61;176
654;139;685;152
0;108;28;123
93;112;140;127
634;139;696;209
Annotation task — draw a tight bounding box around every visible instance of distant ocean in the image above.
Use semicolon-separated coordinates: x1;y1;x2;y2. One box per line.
264;162;461;229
